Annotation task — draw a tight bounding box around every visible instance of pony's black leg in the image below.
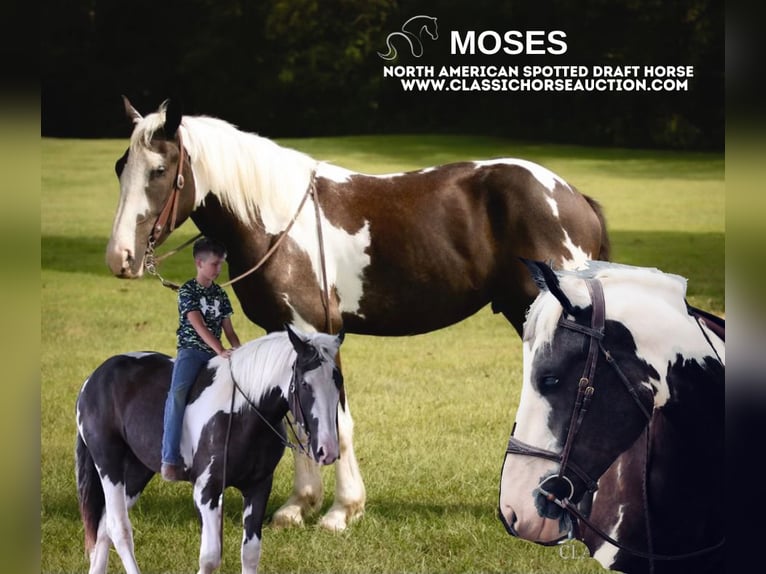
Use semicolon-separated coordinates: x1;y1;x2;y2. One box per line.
124;450;155;509
241;474;275;574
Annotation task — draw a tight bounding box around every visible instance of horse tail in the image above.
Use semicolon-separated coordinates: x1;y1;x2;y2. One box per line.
75;432;104;555
583;194;611;261
377;35;399;61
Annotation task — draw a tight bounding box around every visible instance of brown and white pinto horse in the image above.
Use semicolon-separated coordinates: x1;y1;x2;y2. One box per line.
106;98;610;530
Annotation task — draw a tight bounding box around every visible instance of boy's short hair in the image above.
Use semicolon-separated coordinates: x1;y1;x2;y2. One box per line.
193;237;227;260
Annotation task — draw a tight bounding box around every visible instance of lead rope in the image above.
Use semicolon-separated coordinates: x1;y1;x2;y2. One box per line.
310;183;332;332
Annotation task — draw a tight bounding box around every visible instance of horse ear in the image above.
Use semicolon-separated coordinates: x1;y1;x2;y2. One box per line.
285;323;308;354
520;258;575;315
335;328;346;345
162;98;183;139
122;95;142;124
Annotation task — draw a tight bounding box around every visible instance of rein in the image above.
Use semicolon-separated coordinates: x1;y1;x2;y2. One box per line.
505;278;724;565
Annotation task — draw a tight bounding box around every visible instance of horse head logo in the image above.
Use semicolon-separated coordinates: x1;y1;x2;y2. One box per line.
378;15;439;60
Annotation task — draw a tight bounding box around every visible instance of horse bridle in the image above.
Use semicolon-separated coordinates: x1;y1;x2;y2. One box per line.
503;278;724;564
151;131;187;244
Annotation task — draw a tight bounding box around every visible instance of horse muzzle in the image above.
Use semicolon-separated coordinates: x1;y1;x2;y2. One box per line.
105;240;145;278
498;501;573;545
312;434;340;466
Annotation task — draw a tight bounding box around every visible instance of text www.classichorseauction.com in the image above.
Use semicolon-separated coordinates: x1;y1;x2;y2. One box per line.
379;15;694;93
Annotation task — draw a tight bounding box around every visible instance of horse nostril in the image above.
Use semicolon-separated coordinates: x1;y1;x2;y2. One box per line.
316;446;325;461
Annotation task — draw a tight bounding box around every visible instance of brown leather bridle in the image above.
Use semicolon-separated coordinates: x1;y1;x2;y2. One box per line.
150;131;188;245
502;278;724;566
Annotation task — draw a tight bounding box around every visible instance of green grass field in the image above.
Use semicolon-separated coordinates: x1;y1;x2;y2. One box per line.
41;135;723;573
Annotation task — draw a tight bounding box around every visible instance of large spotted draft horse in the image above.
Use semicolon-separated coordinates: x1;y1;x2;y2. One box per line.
498;260;724;573
105;97;611;530
75;326;345;574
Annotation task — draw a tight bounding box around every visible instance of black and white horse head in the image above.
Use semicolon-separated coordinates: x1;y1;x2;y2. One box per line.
498;260;724;573
75;324;344;574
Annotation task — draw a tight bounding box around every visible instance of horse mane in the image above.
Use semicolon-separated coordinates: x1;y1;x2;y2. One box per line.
131;109;317;232
209;330;339;407
524;262;689;346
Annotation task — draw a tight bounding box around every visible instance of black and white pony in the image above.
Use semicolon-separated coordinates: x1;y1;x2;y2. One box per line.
75;325;344;574
498;260;724;573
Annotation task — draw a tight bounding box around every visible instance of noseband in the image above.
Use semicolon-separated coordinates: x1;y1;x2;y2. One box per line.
504;278;724;564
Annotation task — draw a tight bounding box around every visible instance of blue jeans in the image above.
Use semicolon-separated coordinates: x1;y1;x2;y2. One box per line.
161;347;215;465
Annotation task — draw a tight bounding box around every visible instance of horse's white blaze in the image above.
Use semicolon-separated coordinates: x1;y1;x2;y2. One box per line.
473;158;573;193
498;339;560;530
108;147;157;254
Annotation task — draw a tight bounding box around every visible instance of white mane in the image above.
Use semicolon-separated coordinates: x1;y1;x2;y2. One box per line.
208;330;340;408
131;106;318;232
523;262;724;407
524;262;689;347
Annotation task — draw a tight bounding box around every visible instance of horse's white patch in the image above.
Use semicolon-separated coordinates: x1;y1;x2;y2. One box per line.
286;206;371;317
194;461;223;572
240;503;263;573
473;158;572;193
527;265;722;412
592;503;624;569
121;352;157;360
316;162;353;183
282;296;318;333
560;230;591;270
545;196;560;218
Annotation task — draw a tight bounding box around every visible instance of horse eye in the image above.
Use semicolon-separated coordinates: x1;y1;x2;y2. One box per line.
541;376;559;389
151;166;166;178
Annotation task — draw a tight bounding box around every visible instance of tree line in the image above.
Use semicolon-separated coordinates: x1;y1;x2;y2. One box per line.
42;0;723;149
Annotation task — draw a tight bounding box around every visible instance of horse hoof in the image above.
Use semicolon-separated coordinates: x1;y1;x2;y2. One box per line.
319;505;363;532
271;505;305;529
318;511;347;532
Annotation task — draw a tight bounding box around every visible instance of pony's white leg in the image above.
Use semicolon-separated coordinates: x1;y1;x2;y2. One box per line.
271;445;323;527
87;516;110;574
194;478;222;574
241;504;262;574
319;398;366;531
100;478;141;574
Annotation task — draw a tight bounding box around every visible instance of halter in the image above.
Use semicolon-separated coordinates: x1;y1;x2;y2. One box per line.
503;278;724;566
